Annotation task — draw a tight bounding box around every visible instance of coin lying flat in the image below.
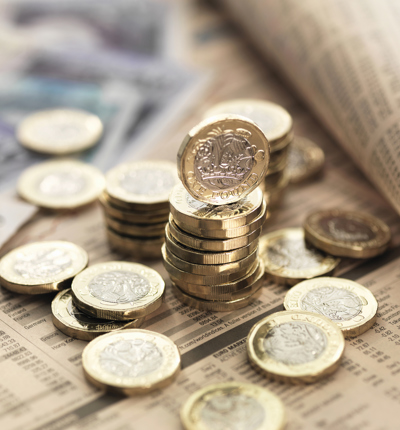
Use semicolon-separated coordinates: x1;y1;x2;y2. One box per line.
52;289;144;341
284;277;378;337
180;381;285;430
170;184;264;230
82;329;180;395
71;261;165;320
259;228;340;286
287;137;325;184
0;241;88;294
304;209;391;258
177;114;269;205
18;159;105;210
247;310;345;384
204;99;293;152
17;109;103;154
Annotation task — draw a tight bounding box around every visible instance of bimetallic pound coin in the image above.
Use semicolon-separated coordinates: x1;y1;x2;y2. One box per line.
247;310;345;384
284;277;378;337
304;209;391;258
105;160;179;209
259;228;340;286
287;137;325;184
177;114;269;205
71;261;165;320
0;241;88;294
17;109;103;154
52;289;144;341
180;381;285;430
204;99;293;152
169;184;263;230
82;329;180;395
105;216;166;237
17;159;105;210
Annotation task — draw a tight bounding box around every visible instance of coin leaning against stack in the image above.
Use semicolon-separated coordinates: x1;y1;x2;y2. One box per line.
100;160;180;259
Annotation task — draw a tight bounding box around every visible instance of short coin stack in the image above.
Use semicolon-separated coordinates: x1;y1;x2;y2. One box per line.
100;160;179;259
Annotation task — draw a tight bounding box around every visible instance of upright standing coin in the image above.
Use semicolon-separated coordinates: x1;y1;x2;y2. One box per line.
177;114;269;205
304;209;391;258
71;261;165;320
17;159;105;209
180;382;285;430
259;228;340;286
52;289;144;341
247;310;345;384
0;241;88;294
284;277;378;337
82;329;180;395
17;109;103;154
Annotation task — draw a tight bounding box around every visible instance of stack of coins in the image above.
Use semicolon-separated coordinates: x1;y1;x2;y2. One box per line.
100;160;179;259
162;114;270;311
204;99;293;209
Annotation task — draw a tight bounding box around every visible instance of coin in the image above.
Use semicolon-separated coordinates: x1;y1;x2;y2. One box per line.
204;99;293;152
82;329;180;395
283;277;378;337
105;160;179;210
259;228;340;286
169;184;264;230
18;159;105;210
105;216;166;237
177;114;269;205
71;261;165;320
268;143;289;172
304;209;391;258
180;381;285;430
52;289;144;341
262;169;286;192
17;109;103;154
165;224;258;265
0;241;88;294
287;137;325;183
168;219;262;252
247;310;345;384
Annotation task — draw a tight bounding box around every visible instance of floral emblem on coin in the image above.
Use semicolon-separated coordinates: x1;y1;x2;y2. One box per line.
14;248;72;279
300;286;363;321
200;393;265;430
39;171;86;197
263;322;327;365
88;270;151;304
120;168;176;196
99;339;164;377
322;218;374;241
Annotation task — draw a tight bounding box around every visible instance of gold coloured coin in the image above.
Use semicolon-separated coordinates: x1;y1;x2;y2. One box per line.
71;261;165;320
247;310;345;384
105;160;179;210
169;184;263;229
177;114;269;205
82;329;180;395
0;241;88;294
283;277;378;337
18;159;105;210
204;99;293;152
52;289;144;341
168;220;262;252
180;381;285;430
105;216;166;237
259;228;340;286
304;209;391;258
287;137;325;184
17;109;103;154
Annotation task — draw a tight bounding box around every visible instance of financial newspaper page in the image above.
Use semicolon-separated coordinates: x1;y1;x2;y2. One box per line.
222;0;400;216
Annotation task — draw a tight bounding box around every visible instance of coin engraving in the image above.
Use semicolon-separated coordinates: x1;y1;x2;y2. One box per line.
200;393;265;430
38;171;86;197
99;339;164;378
300;286;363;321
119;167;176;196
263;321;327;365
14;248;72;279
89;270;151;304
321;217;375;242
67;299;108;324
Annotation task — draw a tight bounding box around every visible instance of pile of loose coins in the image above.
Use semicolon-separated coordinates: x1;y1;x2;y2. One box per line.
100;160;179;258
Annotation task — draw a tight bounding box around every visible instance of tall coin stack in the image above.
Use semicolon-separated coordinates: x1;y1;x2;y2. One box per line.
100;160;179;259
162;114;270;311
204;100;293;209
